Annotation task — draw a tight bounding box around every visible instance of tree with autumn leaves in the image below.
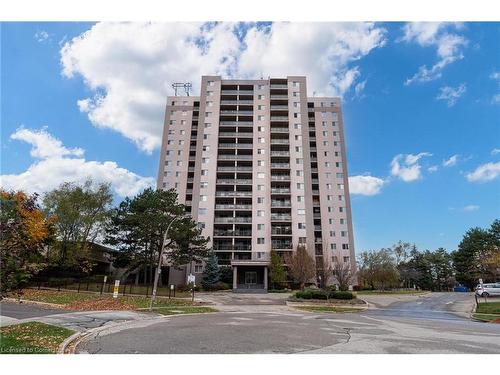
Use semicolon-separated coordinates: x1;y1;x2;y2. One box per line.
0;190;54;294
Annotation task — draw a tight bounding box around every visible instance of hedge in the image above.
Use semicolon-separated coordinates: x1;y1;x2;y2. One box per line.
294;289;354;300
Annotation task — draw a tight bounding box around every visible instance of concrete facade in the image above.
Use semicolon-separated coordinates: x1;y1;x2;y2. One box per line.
157;76;356;291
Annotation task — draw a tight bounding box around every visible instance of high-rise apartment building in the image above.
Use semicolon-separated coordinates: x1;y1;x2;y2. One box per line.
157;76;355;292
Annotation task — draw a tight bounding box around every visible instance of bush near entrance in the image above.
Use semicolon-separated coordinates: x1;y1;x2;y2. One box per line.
294;289;355;300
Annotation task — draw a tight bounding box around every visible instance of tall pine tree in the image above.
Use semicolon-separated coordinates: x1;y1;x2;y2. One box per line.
201;251;220;290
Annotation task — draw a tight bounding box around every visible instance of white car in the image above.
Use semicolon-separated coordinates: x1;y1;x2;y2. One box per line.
475;283;500;297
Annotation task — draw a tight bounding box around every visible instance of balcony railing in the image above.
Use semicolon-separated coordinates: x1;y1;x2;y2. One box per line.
270;105;289;110
271;175;291;181
271;188;291;194
218;143;253;149
270;151;290;157
220;100;253;105
271;201;291;207
215;191;252;197
270;116;289;121
218;132;253;138
270;128;289;133
217;154;253;160
217;166;253;172
214;230;252;237
270;95;288;99
216;179;252;185
220;121;253;126
215;204;252;210
271;228;292;235
270;139;290;145
214;244;252;251
270;163;290;168
270;84;288;89
271;214;292;221
271;241;293;249
220;90;254;95
220;110;254;115
214;217;252;224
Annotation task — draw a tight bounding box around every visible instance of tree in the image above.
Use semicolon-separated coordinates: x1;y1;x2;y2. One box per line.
43;179;112;273
0;190;53;294
201;251;220;290
106;188;209;284
269;250;287;289
357;248;399;290
316;255;331;289
453;220;499;288
332;261;352;291
286;244;316;290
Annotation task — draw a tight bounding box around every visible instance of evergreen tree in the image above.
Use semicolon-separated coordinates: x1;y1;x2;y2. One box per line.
269;250;287;289
201;251;220;290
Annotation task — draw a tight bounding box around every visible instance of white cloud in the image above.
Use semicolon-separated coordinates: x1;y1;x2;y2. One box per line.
428;165;439;172
490;71;500;83
390;152;432;182
491;148;500;155
465;162;500;182
402;23;467;85
348;175;385;196
354;79;367;99
1;128;154;197
442;154;459;167
34;30;50;43
60;22;386;153
436;84;466;107
463;204;480;212
492;93;500;104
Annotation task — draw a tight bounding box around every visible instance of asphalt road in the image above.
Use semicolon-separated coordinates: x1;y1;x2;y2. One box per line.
0;301;70;320
77;292;500;354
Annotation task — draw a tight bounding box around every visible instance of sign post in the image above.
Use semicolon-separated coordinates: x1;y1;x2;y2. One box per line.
113;280;120;299
187;274;196;303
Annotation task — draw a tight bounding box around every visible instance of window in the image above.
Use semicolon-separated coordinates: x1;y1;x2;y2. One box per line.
206;91;213;96
203;134;210;140
328;207;333;213
336;173;344;178
176;161;182;166
329;218;334;224
293;91;299;97
326;183;332;190
198;208;207;215
258;115;265;121
342;244;349;250
201;169;208;176
257;210;265;217
325;162;331;167
167;140;173;145
336;162;342;168
338;195;344;201
293;102;300;108
323;141;329;146
338;183;344;190
200;182;208;188
205;112;212;117
257;238;265;244
257;172;265;178
258;126;265;132
331;244;337;250
198;222;206;230
257;184;264;191
207;80;215;86
258;104;265;110
298;237;307;244
258;137;265;143
202;157;209;164
200;195;207;202
330;231;335;237
257;197;264;204
294;123;301;129
206;101;213;107
181;120;186;125
295;135;302;141
296;170;303;177
168;130;174;135
339;207;344;212
293;113;299;118
343;256;350;263
296;183;304;189
322;121;327;126
166;151;171;156
175;171;181;177
204;122;211;128
178;140;184;145
258;160;265;166
298;223;306;229
258;149;265;155
298;209;305;215
194;264;203;273
177;150;183;156
257;224;265;230
334;151;340;157
164;171;171;177
295;146;302;153
340;218;345;224
258;94;265;100
333;113;339;121
202;145;210;151
292;81;299;87
327;195;333;201
296;158;303;164
165;161;172;166
182;110;187;116
341;231;347;237
326;172;332;179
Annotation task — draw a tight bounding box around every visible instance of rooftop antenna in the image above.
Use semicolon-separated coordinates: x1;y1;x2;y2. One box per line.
172;82;192;96
313;91;317;97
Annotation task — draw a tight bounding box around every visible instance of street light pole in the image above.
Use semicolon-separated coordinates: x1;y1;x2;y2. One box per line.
149;214;185;311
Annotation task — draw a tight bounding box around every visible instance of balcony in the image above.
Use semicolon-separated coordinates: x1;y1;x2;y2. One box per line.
270;84;288;89
271;227;292;235
270;127;289;133
220;121;253;126
214;230;252;237
215;204;252;210
215;191;252;197
271;200;291;208
220;110;254;115
214;217;252;224
270;163;290;169
217;154;253;160
218;143;253;149
271;241;293;250
270;151;290;157
314;225;322;231
214;244;252;251
218;132;253;138
220;100;253;105
271;188;291;194
270;116;289;121
270;105;288;110
270;139;290;145
271;214;292;221
220;90;254;95
270;95;288;100
271;175;291;181
217;166;253;172
216;179;252;185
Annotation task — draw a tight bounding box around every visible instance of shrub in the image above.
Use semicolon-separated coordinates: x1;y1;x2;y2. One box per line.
294;290;313;299
325;285;337;292
219;266;233;284
328;291;355;300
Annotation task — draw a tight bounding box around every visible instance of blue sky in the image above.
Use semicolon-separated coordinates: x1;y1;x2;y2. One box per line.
1;22;499;253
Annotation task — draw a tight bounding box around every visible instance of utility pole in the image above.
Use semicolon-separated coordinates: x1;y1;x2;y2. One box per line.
149;214;186;311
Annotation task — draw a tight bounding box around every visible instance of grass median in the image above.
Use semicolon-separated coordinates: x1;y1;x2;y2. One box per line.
473;301;500;322
294;305;362;313
0;322;74;354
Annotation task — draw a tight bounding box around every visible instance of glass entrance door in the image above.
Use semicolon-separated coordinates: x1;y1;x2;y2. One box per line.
244;271;257;285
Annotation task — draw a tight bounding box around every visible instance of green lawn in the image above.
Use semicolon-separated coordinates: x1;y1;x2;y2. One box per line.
473;302;500;322
64;283;192;298
355;290;428;295
0;322;74;354
294;305;362;313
